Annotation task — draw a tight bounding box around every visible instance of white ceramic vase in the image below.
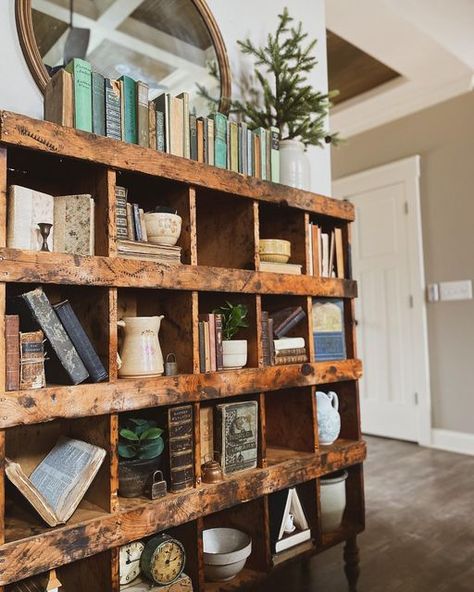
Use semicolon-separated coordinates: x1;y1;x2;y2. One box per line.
222;340;248;369
320;470;348;533
118;316;164;378
279;139;311;190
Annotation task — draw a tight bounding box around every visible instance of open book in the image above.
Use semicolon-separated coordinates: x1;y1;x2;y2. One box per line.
6;437;106;527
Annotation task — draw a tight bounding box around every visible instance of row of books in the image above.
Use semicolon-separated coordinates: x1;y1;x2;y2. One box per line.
7;185;95;256
5;287;108;390
308;223;346;279
45;59;280;182
198;313;224;372
116;185;148;242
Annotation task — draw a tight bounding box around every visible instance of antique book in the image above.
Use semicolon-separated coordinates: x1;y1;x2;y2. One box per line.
240;121;248;174
259;261;302;275
18;287;89;385
229;121;239;172
53;193;95;256
196;118;204;163
148;101;157;149
214;313;224;371
201;117;208;164
169;95;184;157
117;239;181;258
176;92;190;158
247;128;253;176
270;126;280;183
200;406;214;465
271;306;306;339
273;337;306;352
199;314;216;372
335;227;345;279
273;353;307;365
321;232;329;277
168;405;194;492
274;346;307;357
126;203;135;240
209;112;227;169
265;128;272;182
312;224;321;277
189;114;197;160
254;133;261;178
136;81;149;147
53;300;108;383
104;78;121;140
313;299;347;361
91;71;105;136
7;185;54;251
214;401;258;475
115;186;129;239
269;487;310;553
207;116;215;166
328;230;336;278
119;75;138;143
139;208;148;241
5;437;105;527
255;128;267;180
198;321;206;373
5;315;20;391
132;204;143;241
65;58;92;132
261;310;271;367
203;320;210;372
44;68;73;128
156;110;165;152
19;330;46;390
153;93;169;152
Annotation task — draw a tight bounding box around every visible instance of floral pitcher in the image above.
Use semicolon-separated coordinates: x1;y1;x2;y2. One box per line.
118;316;164;377
316;391;341;445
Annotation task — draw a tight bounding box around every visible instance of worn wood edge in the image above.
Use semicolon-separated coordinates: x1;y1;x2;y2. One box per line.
0;441;366;585
0;111;354;220
0;248;357;298
0;360;363;428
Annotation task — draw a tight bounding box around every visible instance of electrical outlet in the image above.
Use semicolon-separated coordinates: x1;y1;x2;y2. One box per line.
438;280;472;301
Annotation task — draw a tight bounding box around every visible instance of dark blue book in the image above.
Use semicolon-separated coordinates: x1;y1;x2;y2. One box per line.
313;299;346;361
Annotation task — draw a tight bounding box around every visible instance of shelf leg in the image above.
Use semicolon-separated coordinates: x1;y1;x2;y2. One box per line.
343;536;360;592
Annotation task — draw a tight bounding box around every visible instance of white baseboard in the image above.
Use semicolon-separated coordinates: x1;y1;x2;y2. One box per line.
430;428;474;456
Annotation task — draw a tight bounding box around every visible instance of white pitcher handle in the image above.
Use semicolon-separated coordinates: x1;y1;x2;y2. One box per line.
117;319;126;328
329;391;339;411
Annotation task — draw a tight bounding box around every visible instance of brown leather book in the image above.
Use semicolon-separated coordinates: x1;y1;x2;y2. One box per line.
19;330;46;390
44;68;73;127
5;315;20;391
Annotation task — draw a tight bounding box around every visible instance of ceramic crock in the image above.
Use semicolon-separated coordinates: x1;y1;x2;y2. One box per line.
320;470;348;532
279;139;311;190
118;316;164;377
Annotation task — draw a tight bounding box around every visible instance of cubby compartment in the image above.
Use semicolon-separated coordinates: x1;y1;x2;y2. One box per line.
117;288;197;376
307;214;350;279
115;171;195;264
4;414;115;544
6;146;111;256
316;380;361;444
196;189;257;270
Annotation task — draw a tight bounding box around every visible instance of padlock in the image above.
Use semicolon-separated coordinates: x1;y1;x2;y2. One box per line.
148;470;167;499
165;353;178;376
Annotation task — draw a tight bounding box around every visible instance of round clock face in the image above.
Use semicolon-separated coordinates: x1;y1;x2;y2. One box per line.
120;541;145;585
151;539;185;585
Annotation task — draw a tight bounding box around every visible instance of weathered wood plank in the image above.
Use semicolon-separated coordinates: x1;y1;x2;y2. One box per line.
0;111;354;220
0;248;357;298
0;441;366;585
0;360;363;429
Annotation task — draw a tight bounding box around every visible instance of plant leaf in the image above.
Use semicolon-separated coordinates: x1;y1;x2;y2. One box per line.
138;438;165;459
140;427;164;440
119;428;139;441
118;443;137;459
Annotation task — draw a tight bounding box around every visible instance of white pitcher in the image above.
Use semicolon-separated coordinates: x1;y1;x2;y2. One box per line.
118;316;164;378
316;391;341;445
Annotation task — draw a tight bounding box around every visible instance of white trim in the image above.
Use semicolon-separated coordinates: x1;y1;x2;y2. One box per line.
431;429;474;456
333;156;432;446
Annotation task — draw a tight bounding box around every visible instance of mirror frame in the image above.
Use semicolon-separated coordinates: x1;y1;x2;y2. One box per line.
16;0;231;112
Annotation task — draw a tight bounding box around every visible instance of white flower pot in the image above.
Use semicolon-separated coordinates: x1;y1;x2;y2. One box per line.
222;340;248;370
320;470;348;533
279;139;311;190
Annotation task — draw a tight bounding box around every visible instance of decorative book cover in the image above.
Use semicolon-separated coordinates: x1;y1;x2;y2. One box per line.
65;58;92;132
44;68;73;128
119;75;138;144
19;330;45;390
148;101;157;149
136;81;149;147
313;299;347;361
17;288;89;385
153;93;169;152
91;71;105;136
53;300;108;383
168;405;194;492
7;185;54;251
53;194;95;256
5;315;20;391
115;186;129;239
104;78;121;140
156;110;165;152
214;401;258;475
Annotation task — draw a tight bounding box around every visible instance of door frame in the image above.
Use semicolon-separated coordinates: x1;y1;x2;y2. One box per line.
333;155;431;446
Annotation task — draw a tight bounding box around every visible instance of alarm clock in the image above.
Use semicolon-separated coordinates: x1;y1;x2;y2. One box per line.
140;533;186;586
120;541;145;585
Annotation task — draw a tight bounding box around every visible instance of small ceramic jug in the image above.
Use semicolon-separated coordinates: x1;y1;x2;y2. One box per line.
118;316;164;378
316;391;341;445
284;513;296;534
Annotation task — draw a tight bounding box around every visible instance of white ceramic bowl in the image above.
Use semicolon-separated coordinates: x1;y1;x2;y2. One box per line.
144;212;182;246
203;528;252;582
259;239;291;263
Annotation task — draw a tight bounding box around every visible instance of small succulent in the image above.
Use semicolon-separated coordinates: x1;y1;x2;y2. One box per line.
213;301;249;340
118;418;165;460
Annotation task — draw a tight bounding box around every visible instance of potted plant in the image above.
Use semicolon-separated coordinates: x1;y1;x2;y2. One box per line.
118;417;165;498
213;301;249;369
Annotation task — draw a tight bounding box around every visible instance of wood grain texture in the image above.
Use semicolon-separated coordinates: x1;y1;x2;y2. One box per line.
0;112;354;219
0;148;6;248
0;440;366;585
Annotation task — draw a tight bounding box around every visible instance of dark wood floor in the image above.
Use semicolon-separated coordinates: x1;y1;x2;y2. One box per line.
257;436;474;591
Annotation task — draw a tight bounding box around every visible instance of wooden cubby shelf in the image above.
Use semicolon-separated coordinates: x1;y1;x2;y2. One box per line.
0;111;365;591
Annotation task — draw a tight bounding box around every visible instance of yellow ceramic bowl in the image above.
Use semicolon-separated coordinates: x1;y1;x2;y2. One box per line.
259;239;291;263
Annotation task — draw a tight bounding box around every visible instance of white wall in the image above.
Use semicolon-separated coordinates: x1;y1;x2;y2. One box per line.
0;0;331;195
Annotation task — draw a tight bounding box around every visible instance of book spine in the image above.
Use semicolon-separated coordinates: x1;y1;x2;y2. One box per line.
247;128;253;176
91;72;105;136
254;133;261;178
156;111;165;152
126;203;135;240
240;122;248;174
168;405;194;492
274;347;307;357
261;311;271;367
132;204;142;241
189;115;197;160
255;128;266;180
137;81;149;147
270;126;280;183
274;354;308;365
115;186;129;239
148;101;157;149
273;310;306;339
203;320;210;372
65;58;92;132
104;79;121;140
212;113;227;168
119;76;138;143
265;129;271;182
177;92;190;159
44;69;73;127
54;300;108;383
267;317;275;364
230;122;239;172
207;117;215;166
19;330;46;390
214;313;224;371
197;119;204;163
208;314;216;372
5;315;20;391
198;321;206;373
139;208;148;241
169;96;184;157
203;118;208;164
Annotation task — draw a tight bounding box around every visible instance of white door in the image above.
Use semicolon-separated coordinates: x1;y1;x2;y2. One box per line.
333;157;430;444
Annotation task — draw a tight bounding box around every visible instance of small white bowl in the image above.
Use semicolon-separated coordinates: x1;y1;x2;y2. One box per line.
203;528;252;582
144;212;182;246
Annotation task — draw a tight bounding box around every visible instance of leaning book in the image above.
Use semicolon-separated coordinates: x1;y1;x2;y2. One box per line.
5;437;106;527
313;299;346;361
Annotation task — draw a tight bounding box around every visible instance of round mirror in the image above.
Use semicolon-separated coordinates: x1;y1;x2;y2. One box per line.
16;0;231;115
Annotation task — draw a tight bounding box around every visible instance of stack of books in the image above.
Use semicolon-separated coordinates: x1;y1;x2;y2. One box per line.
262;306;307;366
273;337;307;365
117;240;181;264
308;222;345;278
45;58;280;182
198;313;224;372
260;261;302;275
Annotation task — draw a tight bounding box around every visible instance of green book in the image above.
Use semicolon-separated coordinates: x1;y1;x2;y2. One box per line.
91;72;105;136
210;112;227;169
119;75;138;144
270;126;280;183
65;58;92;132
255;127;267;181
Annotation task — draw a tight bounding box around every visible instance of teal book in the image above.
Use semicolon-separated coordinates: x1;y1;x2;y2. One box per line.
119;75;138;144
91;72;105;136
65;58;92;132
270;126;280;183
210;112;227;169
255;127;267;180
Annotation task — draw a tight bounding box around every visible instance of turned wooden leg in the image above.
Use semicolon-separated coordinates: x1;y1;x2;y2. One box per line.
344;536;360;592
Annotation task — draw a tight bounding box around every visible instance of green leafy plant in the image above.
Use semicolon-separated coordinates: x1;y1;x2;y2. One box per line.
213;301;249;340
118;418;165;461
